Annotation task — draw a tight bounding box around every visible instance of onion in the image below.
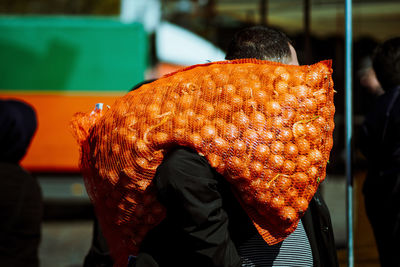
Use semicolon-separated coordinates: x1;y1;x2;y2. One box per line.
270;116;285;128
292;123;306;138
173;113;188;129
295;138;310;155
200;125;217;142
213;136;229;154
306;123;321;141
237;86;253;100
274;66;290;82
270;195;285;210
306;70;321;87
281;93;298;108
299;98;317;113
265;101;282;116
213;72;229;84
282;160;296;174
307;166;319;180
221;84;236;97
125;133;137;145
178;94;194;110
290;70;305;86
275;175;292;191
308;149;323;164
268;154;284;170
277;127;293;142
296;197;309;214
282;108;296;124
189;133;203;150
173;128;187;144
207;153;222;169
231;140;247;155
259;130;275;144
213;118;226;133
242;129;259;145
275;80;289;95
254;90;269;106
222;123;239;142
250;161;264;176
227;156;243;176
296;155;311;172
232;111;250;131
270;140;285;155
243;99;258;115
191;114;208;130
215;103;232;120
279;206;297;224
284;142;299;159
290;85;311;99
200;101;215;118
292;172;309;188
253;144;270;163
250;111;267;131
230;94;244;111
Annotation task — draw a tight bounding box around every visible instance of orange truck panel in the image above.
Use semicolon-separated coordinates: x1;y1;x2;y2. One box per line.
1;93;122;172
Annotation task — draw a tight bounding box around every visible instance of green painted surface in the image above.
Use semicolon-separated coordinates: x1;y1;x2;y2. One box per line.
0;16;148;92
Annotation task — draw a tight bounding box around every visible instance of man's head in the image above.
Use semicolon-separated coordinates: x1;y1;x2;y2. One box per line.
372;37;400;90
225;26;298;65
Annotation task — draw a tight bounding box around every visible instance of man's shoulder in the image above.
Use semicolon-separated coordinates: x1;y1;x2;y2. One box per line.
163;146;201;163
158;146;214;179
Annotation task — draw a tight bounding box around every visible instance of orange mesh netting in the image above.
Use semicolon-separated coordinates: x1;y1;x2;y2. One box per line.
71;59;335;266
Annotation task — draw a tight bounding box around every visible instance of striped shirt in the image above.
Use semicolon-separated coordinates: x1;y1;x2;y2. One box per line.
238;221;313;267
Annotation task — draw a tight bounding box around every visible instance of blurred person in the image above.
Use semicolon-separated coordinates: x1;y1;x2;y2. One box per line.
353;38;382;169
356;55;384;116
360;37;400;267
354;37;384;101
131;26;338;267
358;56;383;98
0;99;43;267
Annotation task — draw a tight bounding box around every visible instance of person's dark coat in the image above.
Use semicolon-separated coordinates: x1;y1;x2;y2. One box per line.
0;99;43;267
360;85;400;267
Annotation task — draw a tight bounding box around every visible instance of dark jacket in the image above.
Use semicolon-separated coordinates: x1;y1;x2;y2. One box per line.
134;147;338;267
360;85;400;267
0;99;43;267
361;85;400;196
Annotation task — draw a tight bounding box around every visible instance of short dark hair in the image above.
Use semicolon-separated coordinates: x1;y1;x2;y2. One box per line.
225;26;293;63
372;37;400;90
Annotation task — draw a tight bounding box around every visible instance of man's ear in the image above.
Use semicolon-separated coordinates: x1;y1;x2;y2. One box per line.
288;44;299;66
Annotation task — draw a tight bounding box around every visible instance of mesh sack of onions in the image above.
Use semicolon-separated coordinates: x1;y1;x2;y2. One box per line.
71;58;335;266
